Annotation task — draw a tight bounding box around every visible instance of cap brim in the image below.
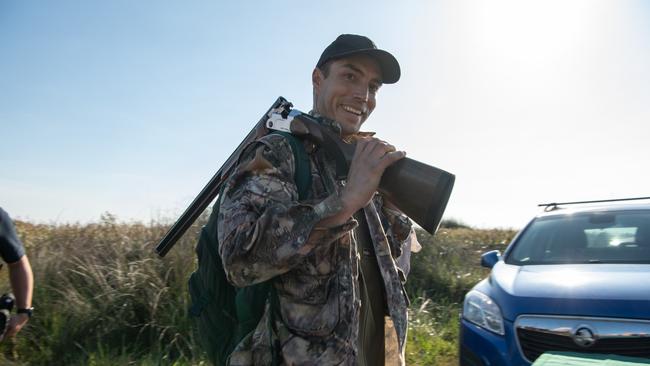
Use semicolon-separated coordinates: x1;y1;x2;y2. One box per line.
324;48;401;84
361;49;401;84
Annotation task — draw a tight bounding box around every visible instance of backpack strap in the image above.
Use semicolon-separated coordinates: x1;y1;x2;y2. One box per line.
270;131;312;200
267;131;312;366
189;132;313;366
193;132;312;316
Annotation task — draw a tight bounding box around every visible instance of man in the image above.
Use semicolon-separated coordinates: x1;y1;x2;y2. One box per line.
0;208;34;341
219;34;413;365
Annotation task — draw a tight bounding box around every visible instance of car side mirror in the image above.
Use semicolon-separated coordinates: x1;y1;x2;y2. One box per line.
480;250;501;269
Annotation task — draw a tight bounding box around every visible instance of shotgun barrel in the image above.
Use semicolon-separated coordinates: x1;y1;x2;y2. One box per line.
155;97;292;257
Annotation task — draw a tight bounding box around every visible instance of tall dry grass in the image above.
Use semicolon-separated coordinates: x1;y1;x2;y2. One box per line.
2;214;517;365
4;213;209;365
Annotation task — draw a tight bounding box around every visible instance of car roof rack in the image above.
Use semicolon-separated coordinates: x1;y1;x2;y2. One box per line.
538;196;650;212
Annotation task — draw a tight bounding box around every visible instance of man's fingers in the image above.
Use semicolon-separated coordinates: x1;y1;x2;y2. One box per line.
379;150;406;168
350;137;403;175
353;137;371;155
4;315;27;339
382;143;397;155
364;139;396;159
4;324;18;338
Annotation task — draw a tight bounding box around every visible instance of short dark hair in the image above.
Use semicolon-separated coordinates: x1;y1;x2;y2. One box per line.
317;60;333;78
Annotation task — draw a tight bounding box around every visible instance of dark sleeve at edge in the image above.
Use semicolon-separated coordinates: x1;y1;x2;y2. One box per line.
0;208;26;264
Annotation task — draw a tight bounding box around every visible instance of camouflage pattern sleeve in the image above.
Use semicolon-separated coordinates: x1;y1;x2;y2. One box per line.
218;134;355;288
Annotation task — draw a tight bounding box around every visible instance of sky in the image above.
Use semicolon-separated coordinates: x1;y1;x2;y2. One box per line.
1;0;649;229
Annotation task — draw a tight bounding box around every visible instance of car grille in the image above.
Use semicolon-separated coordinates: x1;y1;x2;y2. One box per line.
515;315;650;363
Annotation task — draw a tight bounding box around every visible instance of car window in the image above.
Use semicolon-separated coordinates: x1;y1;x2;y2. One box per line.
506;210;650;265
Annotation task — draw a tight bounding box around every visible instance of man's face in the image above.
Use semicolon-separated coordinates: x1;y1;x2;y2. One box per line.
312;55;383;136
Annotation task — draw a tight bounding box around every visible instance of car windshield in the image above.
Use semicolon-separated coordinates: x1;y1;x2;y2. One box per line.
507;210;650;265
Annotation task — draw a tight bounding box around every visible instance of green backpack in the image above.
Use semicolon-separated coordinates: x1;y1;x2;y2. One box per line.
188;132;312;366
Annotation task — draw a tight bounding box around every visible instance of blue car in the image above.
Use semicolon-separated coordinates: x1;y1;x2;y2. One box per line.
460;200;650;365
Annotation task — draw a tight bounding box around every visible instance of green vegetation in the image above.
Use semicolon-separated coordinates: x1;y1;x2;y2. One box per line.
1;215;516;365
404;226;515;365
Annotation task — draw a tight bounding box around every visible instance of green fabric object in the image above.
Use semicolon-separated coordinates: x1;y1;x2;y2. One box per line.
270;131;312;200
533;352;650;366
187;132;312;366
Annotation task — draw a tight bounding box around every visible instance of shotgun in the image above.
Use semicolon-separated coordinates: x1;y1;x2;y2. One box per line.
155;97;455;257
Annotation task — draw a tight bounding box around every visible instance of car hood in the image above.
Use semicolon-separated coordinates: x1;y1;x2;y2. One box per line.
485;262;650;320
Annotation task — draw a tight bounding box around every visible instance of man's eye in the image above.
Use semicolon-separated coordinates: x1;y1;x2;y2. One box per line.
344;73;356;81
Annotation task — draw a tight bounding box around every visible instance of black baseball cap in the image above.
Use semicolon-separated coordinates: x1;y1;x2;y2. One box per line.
316;34;401;84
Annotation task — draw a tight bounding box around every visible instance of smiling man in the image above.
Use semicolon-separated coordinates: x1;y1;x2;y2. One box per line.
219;34;414;365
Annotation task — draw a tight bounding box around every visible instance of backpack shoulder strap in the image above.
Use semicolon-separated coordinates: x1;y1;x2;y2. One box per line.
269;131;312;200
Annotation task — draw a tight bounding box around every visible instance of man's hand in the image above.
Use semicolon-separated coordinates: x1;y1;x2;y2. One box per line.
342;137;405;212
2;255;34;342
324;137;405;226
3;313;28;339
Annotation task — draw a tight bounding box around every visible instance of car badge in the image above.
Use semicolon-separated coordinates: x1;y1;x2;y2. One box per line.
572;326;597;348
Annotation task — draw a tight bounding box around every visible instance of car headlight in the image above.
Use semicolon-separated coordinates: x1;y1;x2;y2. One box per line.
463;290;505;335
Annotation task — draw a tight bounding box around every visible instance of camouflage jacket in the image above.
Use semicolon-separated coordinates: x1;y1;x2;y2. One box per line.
218;120;413;365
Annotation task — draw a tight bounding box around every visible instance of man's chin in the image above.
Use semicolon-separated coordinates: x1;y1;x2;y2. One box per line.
339;125;361;137
337;118;363;133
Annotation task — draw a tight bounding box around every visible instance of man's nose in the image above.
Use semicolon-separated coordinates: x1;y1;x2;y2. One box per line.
352;84;369;102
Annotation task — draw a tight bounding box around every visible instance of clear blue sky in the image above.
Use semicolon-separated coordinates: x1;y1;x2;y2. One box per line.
2;0;649;229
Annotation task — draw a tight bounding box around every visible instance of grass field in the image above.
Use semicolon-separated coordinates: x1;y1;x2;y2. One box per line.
0;214;516;365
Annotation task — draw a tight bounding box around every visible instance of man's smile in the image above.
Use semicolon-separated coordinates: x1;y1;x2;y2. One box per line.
341;104;364;116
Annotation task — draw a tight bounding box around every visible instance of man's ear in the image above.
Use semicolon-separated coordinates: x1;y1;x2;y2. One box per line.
312;68;323;92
